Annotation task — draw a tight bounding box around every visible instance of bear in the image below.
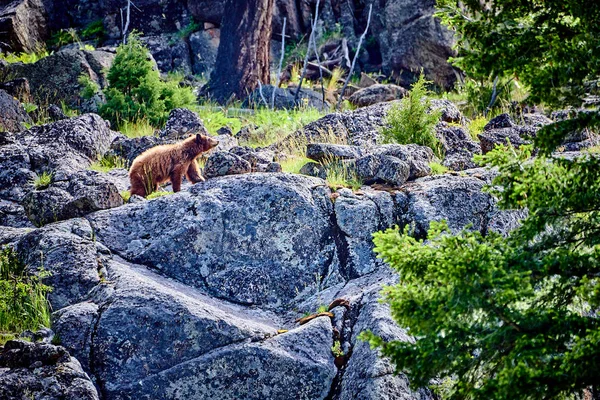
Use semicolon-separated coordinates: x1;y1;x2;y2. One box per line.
129;134;219;197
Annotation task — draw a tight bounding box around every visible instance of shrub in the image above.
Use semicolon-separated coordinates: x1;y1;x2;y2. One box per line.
78;74;100;100
0;246;52;344
99;35;195;128
81;20;106;44
380;74;442;157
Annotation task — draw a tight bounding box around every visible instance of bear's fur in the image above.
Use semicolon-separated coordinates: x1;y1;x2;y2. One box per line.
129;134;219;197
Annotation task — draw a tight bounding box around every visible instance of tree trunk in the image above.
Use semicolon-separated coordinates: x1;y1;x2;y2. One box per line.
204;0;274;104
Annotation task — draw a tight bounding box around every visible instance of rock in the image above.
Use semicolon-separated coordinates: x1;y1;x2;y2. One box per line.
478;113;538;154
212;134;239;153
15;219;102;309
306;143;366;163
0;199;34;227
141;35;193;75
15;113;118;176
0;142;36;202
0;77;30;100
0;89;31;132
358;72;378;88
436;122;481;170
110;135;166;165
189;29;220;77
354;154;410;186
372;144;435;180
0;340;99;400
217;126;233;136
4;49;114;110
23;170;123;226
0;0;47;53
348;84;406;108
47;103;68;121
300;161;328;179
244;85;328;110
86;174;337;308
278;101;396;149
158;108;208;140
430;99;464;123
203;151;252;178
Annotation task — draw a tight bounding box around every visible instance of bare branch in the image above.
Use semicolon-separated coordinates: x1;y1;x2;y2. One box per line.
337;4;372;110
294;0;320;105
272;17;287;109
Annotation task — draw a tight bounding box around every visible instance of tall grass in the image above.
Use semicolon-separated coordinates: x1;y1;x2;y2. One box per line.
0;247;52;345
89;154;127;172
119;119;156;138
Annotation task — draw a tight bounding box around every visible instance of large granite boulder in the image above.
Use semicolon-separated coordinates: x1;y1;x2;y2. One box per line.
348;84;407;108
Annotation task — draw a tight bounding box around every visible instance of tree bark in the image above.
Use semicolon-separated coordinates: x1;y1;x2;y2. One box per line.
203;0;274;104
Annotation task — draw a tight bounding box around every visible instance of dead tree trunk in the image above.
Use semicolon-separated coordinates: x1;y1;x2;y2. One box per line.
203;0;274;104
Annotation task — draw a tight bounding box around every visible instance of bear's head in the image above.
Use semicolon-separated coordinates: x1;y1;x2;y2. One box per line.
195;134;219;152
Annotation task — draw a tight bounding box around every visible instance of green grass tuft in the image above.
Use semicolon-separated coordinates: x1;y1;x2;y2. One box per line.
467;116;488;141
280;156;313;174
120;191;131;202
146;191;174;200
0;246;52;345
89;154;127;173
31;172;53;189
429;162;449;175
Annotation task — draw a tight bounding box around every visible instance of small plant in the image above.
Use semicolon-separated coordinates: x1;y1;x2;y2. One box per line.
178;19;201;39
81;20;106;44
89;154;127;173
429;161;448;175
380;73;442;157
0;246;52;345
22;102;38;114
31;172;53;189
331;340;344;358
0;50;50;64
146;190;174;200
60;101;79;118
48;29;75;49
467;115;488;141
317;304;329;314
78;74;100;100
120;191;131;202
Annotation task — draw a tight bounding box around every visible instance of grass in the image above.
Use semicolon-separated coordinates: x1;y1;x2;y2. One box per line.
31;172;53;189
317;304;329;313
331;340;344;357
120;191;131;202
467;116;488;141
89;154;127;173
429;161;449;175
119;119;157;138
146;191;174;200
280;156;313;174
0;49;50;64
0;246;52;345
321;156;362;190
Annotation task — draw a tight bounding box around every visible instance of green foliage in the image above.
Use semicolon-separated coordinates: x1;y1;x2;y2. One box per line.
119;118;156;138
89;154;127;173
120;191;131;202
331;340;344;358
436;0;600;109
48;30;75;49
100;35;195;127
178;19;200;39
467;115;488;141
21;102;38;114
0;50;50;64
31;172;53;189
322;157;362;190
362;143;600;399
81;20;105;44
280;156;312;174
380;74;442;157
146;191;174;200
316;304;329;314
428;161;448;175
78;74;100;100
0;247;52;344
460;76;518;118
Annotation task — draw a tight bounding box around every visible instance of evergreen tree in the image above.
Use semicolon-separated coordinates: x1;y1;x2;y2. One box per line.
361;1;600;398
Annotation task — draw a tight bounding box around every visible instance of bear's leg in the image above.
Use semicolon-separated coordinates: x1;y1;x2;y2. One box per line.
170;166;185;192
130;175;148;197
186;160;205;184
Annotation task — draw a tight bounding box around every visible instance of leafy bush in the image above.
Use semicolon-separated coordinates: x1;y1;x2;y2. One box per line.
380;74;442;157
0;246;52;344
99;35;195;128
81;20;105;44
78;74;100;100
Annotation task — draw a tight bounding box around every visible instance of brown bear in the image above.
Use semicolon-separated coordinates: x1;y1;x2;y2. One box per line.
129;134;219;197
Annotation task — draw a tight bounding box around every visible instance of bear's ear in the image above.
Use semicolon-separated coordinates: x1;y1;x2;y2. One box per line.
195;134;202;144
